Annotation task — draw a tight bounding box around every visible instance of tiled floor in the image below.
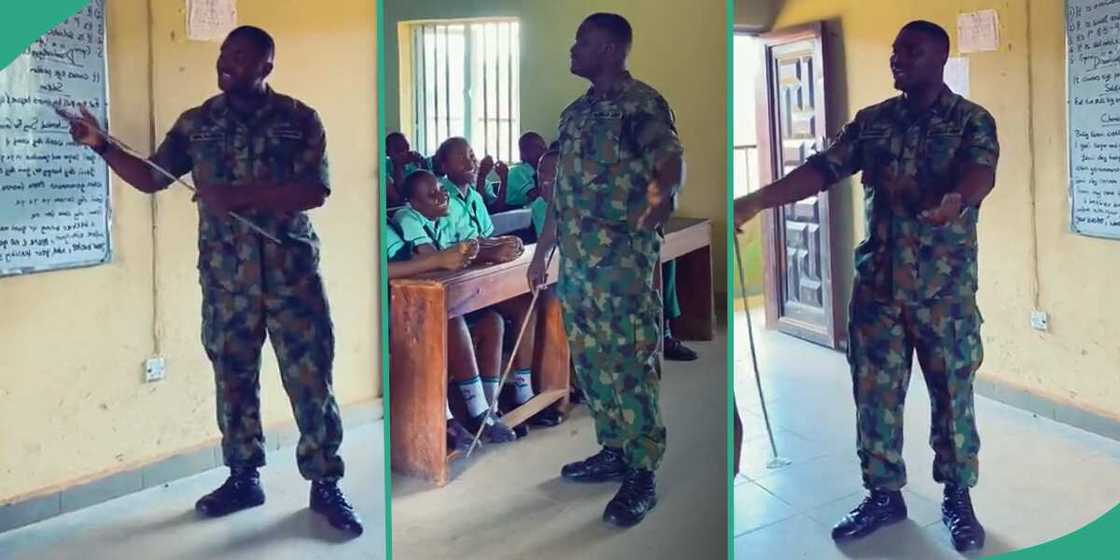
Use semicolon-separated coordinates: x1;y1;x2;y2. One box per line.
0;422;387;560
391;335;729;560
733;309;1120;559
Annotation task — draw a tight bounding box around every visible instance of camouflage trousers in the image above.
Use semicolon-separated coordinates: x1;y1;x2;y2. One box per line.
847;289;983;491
200;253;344;482
556;228;666;471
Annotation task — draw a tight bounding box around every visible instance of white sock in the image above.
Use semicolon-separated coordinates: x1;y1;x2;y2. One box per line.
445;399;453;420
481;376;501;407
456;376;489;418
512;369;534;404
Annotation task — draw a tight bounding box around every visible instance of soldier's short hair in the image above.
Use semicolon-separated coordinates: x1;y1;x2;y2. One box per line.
584;13;632;55
401;169;436;202
227;26;276;61
901;20;949;55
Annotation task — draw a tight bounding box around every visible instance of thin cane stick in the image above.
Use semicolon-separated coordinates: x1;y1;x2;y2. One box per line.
53;105;282;243
733;235;791;469
465;244;557;458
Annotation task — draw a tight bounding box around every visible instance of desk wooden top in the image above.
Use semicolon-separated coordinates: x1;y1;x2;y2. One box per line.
389;217;712;318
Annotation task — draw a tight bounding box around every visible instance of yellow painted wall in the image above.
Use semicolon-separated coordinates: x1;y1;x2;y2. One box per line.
0;0;380;503
735;0;776;30
384;0;730;299
767;0;1120;417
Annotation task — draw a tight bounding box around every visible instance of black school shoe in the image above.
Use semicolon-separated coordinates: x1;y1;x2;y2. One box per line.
603;468;657;528
195;466;265;517
831;489;908;541
499;385;566;436
943;485;985;552
561;446;627;483
310;480;364;536
447;418;474;453
463;412;518;443
663;337;699;361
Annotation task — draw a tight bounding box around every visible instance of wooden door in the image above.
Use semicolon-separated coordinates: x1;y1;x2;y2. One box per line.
754;22;843;349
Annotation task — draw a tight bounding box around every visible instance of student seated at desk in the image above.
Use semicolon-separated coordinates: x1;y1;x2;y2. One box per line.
386;218;492;451
394;170;523;444
435;138;564;435
385;131;432;208
486;132;548;213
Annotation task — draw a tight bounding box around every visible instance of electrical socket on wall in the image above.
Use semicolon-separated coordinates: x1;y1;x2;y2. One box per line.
1030;310;1049;332
145;357;166;382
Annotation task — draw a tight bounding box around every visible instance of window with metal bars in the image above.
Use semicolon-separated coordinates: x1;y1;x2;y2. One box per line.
406;19;521;163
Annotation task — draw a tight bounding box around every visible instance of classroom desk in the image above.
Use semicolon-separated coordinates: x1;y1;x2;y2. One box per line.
389;217;713;485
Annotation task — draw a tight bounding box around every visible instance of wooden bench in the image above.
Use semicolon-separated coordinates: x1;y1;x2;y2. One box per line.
389;217;713;485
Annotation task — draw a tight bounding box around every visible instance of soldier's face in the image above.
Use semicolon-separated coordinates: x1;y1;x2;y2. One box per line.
890;30;946;92
537;155;557;201
217;35;272;93
570;23;611;78
409;175;449;218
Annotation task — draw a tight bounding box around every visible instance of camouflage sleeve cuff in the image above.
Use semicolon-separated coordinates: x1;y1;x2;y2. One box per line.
298;109;331;192
149;115;193;185
804;153;842;190
960;110;999;169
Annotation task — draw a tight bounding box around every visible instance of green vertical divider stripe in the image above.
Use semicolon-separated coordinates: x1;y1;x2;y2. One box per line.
376;0;393;558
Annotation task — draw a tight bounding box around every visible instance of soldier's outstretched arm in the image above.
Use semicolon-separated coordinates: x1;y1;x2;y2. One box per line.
61;105;175;193
733;163;829;229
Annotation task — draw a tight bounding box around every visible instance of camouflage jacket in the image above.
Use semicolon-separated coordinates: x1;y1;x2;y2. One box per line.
151;87;329;287
553;72;684;244
806;85;999;302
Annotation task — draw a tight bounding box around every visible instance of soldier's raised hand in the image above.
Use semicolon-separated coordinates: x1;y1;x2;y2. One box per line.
58;105;107;152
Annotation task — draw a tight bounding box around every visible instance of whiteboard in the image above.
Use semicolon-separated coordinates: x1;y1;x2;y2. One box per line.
0;0;111;276
1067;0;1120;240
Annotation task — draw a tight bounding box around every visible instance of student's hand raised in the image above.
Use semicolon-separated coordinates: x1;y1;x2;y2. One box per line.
478;156;495;181
495;161;510;183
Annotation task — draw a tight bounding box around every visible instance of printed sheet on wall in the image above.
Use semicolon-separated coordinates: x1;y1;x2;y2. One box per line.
0;0;111;277
1067;0;1120;240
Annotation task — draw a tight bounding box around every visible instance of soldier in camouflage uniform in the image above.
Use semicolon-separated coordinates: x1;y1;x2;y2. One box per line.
528;13;685;528
734;21;996;552
66;26;363;536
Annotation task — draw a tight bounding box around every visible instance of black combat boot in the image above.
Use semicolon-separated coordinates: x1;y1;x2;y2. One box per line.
195;466;266;517
310;480;364;536
943;484;985;552
831;489;908;541
602;468;657;527
561;446;627;483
